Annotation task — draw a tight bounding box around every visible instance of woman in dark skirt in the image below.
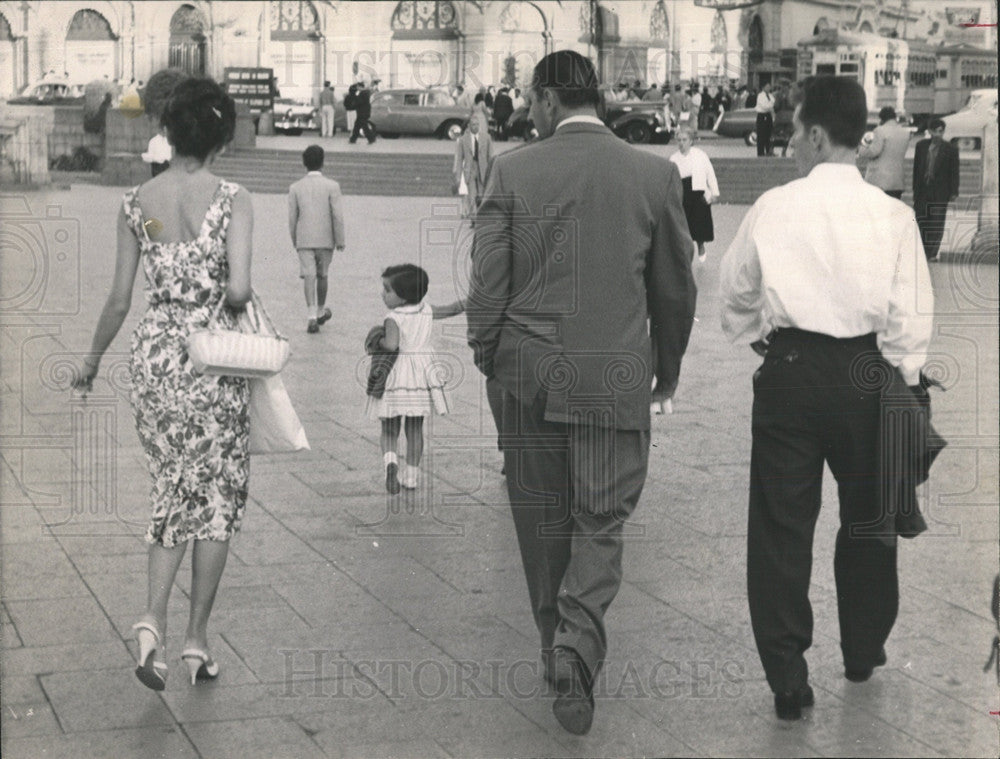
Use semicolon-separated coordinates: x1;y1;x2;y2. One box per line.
669;126;720;262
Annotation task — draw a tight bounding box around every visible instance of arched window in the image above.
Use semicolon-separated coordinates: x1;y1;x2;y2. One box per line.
67;9;115;41
649;0;668;41
169;5;207;75
813;17;830;37
748;14;764;64
391;1;459;39
270;0;320;40
859;21;874;33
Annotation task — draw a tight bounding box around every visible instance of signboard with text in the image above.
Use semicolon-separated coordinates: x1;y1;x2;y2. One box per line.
224;67;275;114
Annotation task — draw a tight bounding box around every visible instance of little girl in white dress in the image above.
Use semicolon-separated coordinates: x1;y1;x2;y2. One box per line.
365;264;464;492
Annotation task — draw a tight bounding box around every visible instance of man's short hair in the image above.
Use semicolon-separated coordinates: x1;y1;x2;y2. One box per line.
878;106;896;122
302;144;324;171
530;50;600;108
795;76;868;149
928;118;946;132
323;80;331;88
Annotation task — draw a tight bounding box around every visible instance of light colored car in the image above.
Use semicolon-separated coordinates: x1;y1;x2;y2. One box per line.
273;97;318;135
368;88;470;140
7;80;86;104
941;89;998;151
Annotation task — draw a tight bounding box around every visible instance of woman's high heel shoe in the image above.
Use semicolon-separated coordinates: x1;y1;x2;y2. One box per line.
181;648;220;685
132;621;168;691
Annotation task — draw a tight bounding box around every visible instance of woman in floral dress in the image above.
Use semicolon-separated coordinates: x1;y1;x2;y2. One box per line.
74;77;253;690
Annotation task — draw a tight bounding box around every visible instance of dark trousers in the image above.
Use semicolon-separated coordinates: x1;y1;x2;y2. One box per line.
501;389;649;677
151;161;169;177
350;117;375;143
748;329;899;694
884;189;904;199
485;376;504;452
915;199;948;259
755;113;773;157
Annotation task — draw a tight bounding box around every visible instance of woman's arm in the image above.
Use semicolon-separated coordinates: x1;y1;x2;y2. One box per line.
381;317;400;351
72;206;141;389
431;299;466;319
225;187;254;308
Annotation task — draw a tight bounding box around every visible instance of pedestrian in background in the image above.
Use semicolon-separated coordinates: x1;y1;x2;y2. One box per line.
349;82;376;144
670;126;719;263
858;107;911;199
344;83;358;136
720;75;933;722
73;77;255;692
912;118;959;262
319;80;336;137
755;81;776;156
453;117;493;221
288;145;346;333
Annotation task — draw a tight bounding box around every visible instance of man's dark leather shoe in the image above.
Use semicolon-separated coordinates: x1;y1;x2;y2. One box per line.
550;646;594;735
774;684;815;721
316;308;333;326
845;648;888;683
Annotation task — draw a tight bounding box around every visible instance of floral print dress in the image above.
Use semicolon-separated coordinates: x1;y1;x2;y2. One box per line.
124;180;250;547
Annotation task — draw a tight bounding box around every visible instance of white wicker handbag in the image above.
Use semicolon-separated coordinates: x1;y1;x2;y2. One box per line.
187;292;290;377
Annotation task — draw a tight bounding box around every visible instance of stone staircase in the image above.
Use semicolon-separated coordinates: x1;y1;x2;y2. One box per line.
210;148;985;206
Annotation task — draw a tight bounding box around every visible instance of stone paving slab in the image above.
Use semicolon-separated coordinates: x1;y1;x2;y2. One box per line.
2;186;998;758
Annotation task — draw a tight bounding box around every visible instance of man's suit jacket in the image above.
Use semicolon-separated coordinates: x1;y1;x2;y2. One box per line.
859;120;911;192
913;138;959;205
288;172;346;250
453;131;493;192
467;121;696;431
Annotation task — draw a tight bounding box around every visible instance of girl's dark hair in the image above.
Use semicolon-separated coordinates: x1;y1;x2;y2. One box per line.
161;77;236;161
382;264;429;305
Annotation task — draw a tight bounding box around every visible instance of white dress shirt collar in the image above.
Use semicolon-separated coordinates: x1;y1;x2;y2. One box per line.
556;114;605;130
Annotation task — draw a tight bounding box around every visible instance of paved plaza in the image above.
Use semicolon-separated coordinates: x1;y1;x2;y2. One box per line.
1;182;998;758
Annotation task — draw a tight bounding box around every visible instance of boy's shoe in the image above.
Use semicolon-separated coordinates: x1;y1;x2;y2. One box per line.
385;463;400;495
307;319;319;334
316;308;333;326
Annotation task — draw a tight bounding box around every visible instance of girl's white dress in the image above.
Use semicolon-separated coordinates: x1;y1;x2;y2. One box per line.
365;301;449;419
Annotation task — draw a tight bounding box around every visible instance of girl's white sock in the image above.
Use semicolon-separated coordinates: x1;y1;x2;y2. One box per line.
383;452;398;468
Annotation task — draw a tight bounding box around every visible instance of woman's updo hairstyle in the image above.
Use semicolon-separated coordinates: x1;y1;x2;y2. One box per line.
161;77;236;162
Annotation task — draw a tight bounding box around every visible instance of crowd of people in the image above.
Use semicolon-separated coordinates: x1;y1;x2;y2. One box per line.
72;49;955;740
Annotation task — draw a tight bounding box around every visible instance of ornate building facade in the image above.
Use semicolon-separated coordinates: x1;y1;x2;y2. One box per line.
0;1;994;100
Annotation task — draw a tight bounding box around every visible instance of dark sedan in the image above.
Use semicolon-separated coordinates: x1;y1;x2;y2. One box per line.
504;100;672;145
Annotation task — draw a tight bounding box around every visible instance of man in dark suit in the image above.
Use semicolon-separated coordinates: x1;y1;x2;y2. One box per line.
467;50;696;735
349;82;375;144
491;87;514;140
913;118;959;261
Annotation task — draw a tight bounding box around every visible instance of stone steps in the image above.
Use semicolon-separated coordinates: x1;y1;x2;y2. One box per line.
212;149;985;205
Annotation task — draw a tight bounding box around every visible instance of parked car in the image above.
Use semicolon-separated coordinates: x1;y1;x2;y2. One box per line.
368;88;470;139
503;99;672;145
714;108;796;149
6;80;85;105
273;97;318;135
603;100;673;144
941;88;997;151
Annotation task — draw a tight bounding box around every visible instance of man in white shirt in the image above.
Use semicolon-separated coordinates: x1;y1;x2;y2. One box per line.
720;76;933;722
754;81;776;156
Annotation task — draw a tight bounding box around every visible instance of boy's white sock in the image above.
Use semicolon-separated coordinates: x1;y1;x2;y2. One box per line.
401;464;419;488
383;452;398;468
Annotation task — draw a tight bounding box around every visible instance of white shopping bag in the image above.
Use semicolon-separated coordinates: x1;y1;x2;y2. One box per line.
249;374;310;454
458;174;469;196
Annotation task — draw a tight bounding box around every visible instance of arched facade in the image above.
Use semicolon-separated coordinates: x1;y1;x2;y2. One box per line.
169;4;207;75
388;0;463;88
268;0;321;99
65;8;118;82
